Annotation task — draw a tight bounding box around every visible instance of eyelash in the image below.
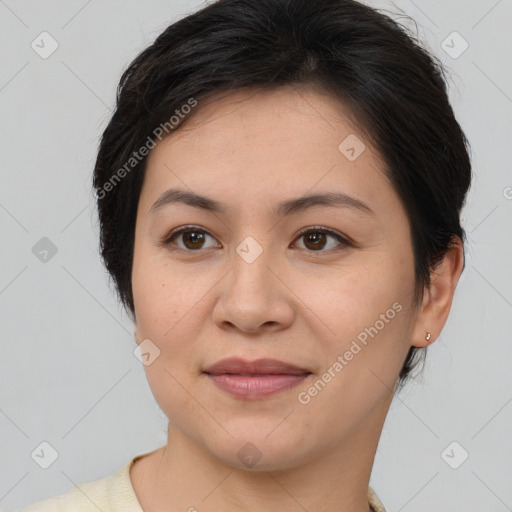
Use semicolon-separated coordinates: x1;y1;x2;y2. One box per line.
159;225;352;253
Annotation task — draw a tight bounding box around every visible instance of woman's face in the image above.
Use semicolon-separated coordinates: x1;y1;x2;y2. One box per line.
132;85;421;470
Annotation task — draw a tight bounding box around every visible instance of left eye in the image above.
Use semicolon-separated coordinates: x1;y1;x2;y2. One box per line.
160;226;349;252
292;228;349;252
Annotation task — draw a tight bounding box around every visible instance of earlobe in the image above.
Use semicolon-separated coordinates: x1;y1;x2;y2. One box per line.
412;236;465;348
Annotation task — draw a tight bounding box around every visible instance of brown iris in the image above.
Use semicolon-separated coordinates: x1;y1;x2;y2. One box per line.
182;230;206;249
303;232;327;251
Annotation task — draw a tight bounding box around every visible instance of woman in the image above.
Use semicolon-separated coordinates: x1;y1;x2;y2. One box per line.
22;0;471;510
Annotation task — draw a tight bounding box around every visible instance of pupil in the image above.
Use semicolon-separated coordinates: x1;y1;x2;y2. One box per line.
305;232;326;250
185;231;204;249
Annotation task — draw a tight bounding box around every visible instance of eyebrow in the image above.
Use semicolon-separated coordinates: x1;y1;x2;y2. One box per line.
149;188;374;217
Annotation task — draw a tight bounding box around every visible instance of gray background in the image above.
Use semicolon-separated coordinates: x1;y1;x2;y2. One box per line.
1;1;511;511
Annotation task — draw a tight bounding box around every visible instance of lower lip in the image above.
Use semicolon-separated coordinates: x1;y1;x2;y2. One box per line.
206;373;310;399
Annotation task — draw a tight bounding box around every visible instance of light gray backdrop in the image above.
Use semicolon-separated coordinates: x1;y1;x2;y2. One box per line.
1;1;511;511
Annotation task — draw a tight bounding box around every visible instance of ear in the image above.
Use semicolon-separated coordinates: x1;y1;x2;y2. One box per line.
412;236;465;347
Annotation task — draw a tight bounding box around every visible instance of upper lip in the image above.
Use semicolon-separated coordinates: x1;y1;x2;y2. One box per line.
203;357;311;375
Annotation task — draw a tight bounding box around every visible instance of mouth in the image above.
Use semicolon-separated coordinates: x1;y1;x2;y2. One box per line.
203;358;312;399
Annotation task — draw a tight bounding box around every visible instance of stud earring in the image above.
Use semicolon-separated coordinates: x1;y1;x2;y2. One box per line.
425;332;432;342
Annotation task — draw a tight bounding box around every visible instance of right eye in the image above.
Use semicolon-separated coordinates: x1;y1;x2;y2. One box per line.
160;226;221;251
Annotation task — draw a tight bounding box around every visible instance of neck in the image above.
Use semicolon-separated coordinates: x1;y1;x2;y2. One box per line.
131;398;390;512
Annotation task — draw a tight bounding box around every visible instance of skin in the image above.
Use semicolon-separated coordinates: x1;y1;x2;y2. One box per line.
129;85;464;512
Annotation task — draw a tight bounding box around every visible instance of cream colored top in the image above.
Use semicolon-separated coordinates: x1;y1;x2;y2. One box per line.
21;452;387;512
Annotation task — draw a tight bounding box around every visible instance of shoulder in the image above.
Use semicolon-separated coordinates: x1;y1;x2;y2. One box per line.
368;486;387;512
20;476;110;512
19;455;145;512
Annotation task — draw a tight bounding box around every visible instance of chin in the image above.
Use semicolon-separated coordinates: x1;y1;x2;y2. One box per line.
202;429;311;472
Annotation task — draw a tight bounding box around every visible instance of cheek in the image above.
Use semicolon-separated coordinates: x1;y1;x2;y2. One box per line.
132;253;206;335
305;253;414;343
131;254;218;389
296;253;416;400
132;261;204;425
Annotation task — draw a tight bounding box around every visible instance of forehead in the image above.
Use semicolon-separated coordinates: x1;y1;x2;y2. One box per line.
140;86;399;219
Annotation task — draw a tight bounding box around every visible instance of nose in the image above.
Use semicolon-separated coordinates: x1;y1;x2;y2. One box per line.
212;240;295;335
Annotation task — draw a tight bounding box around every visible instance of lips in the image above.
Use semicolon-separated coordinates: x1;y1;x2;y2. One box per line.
203;357;311;376
203;358;312;399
